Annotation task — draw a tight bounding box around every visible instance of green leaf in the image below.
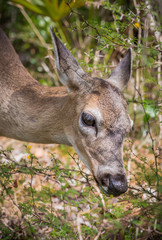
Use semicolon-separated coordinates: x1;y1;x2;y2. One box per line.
10;0;85;21
10;0;48;16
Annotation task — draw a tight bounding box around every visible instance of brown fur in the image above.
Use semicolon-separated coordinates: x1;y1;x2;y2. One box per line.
0;28;132;196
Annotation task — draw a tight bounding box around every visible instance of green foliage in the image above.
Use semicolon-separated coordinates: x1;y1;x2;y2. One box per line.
0;144;161;239
10;0;85;21
0;0;161;239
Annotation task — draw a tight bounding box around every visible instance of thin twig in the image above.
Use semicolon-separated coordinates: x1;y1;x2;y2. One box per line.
135;88;160;199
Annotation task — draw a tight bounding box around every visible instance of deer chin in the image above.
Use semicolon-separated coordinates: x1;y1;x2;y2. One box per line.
99;185;125;197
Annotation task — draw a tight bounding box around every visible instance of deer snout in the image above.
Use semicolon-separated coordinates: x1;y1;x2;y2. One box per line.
99;173;128;196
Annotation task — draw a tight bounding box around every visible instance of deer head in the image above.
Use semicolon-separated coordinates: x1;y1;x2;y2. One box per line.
50;27;133;196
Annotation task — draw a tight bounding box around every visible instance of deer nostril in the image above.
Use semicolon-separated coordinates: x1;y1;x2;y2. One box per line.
100;173;110;187
99;173;128;196
109;174;128;193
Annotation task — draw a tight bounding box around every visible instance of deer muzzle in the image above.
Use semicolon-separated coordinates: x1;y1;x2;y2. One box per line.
98;173;128;196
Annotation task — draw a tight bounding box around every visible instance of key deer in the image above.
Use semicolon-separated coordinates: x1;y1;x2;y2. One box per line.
0;27;133;196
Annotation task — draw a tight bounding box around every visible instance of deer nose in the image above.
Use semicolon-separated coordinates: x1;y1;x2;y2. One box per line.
99;174;128;196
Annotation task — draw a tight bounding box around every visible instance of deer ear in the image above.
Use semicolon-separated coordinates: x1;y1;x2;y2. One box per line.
50;27;87;93
107;49;132;90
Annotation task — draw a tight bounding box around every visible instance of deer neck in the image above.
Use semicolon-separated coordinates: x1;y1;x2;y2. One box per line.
0;28;72;145
0;81;72;145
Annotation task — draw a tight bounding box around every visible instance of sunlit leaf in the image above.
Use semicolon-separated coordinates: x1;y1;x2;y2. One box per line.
10;0;85;21
10;0;48;15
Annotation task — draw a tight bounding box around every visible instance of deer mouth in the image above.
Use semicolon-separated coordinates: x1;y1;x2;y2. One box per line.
94;174;128;197
99;185;127;197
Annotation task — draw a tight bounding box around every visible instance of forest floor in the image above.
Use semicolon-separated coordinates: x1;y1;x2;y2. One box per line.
0;136;161;240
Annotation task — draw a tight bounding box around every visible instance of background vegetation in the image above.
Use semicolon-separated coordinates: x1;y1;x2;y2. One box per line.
0;0;161;239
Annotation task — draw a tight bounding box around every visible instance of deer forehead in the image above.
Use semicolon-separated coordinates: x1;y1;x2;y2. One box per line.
82;87;127;124
101;94;128;124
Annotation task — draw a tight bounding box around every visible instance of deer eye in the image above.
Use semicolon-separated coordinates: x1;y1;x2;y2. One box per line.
81;112;96;127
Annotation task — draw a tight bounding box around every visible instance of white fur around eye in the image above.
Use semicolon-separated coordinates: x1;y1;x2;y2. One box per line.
130;119;134;129
79;108;103;136
79;114;96;135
